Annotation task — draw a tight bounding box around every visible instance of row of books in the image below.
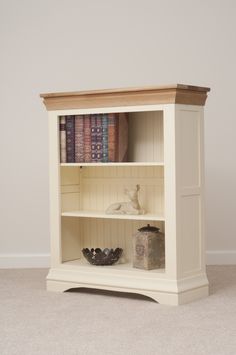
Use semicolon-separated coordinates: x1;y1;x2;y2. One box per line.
60;113;128;163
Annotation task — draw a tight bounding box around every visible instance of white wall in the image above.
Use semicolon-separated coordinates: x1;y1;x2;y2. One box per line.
0;0;235;267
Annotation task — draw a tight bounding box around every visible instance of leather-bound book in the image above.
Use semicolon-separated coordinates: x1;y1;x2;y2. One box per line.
91;114;97;162
60;116;66;163
75;115;84;163
108;113;116;162
116;112;129;162
66;116;75;163
96;114;103;162
84;115;91;162
102;113;109;162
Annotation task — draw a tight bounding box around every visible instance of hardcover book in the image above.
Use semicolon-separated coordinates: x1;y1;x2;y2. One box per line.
102;113;109;162
60;116;66;163
66;116;75;163
91;114;97;162
60;112;128;164
116;112;129;162
75;115;84;163
84;115;91;162
96;114;103;162
108;113;116;162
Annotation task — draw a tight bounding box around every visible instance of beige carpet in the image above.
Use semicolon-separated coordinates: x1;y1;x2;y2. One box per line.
0;266;236;355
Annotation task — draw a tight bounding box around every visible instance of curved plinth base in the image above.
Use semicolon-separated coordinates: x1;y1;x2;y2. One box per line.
46;278;209;306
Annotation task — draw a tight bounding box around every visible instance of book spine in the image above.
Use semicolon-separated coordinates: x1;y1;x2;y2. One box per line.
96;114;103;162
108;113;117;162
102;114;109;162
75;115;84;163
66;116;75;163
60;116;66;163
117;113;129;162
84;115;91;162
91;114;97;162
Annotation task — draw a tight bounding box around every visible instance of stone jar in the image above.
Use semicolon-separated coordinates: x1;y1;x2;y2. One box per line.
133;224;165;270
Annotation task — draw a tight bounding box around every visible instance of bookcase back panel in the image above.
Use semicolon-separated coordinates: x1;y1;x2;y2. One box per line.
61;217;82;262
61;192;80;212
81;166;164;215
61;218;164;264
61;166;80;212
128;111;163;162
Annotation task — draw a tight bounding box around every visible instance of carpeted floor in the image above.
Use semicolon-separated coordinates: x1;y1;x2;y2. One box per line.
0;266;236;355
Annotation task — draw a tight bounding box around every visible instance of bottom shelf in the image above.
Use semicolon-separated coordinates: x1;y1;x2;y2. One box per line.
61;258;165;275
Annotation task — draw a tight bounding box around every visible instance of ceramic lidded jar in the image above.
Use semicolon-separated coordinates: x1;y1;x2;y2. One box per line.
133;224;165;270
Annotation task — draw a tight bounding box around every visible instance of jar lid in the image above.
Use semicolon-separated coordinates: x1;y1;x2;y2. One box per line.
138;224;160;233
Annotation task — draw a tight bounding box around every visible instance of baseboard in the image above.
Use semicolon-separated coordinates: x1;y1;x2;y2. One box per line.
0;254;50;268
0;251;235;268
206;250;236;265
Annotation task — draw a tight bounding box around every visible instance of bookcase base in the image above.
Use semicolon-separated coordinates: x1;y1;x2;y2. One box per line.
46;269;209;306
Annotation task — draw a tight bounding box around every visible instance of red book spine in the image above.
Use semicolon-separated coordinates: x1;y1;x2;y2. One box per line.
108;113;117;162
91;115;97;162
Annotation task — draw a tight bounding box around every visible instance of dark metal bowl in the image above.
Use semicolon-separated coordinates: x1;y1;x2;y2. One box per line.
82;248;123;266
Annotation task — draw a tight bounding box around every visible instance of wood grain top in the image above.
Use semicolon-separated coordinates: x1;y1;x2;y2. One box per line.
40;84;210;110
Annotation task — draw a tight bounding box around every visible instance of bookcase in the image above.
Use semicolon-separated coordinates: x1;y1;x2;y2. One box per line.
41;84;210;305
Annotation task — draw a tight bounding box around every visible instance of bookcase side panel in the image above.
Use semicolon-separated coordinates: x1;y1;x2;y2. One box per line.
175;105;207;279
48;112;61;267
163;105;178;279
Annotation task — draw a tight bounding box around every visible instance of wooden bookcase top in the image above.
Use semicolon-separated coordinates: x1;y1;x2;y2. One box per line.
40;84;210;111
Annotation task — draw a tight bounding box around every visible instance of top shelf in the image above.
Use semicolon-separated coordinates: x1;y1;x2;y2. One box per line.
60;162;164;167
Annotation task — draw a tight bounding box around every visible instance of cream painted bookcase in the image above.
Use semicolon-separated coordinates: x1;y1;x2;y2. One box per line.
41;84;210;305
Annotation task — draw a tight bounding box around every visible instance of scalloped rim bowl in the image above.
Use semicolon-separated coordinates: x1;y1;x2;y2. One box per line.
82;248;123;266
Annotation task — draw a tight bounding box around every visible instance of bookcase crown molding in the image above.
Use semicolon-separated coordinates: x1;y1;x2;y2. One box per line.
40;84;210;111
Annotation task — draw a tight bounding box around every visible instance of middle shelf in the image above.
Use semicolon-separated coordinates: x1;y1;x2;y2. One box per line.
61;210;165;221
61;165;165;218
60;162;164;167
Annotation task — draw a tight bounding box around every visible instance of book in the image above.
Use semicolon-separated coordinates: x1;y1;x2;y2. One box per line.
108;113;116;162
60;113;128;164
84;115;91;162
116;113;129;162
75;115;84;163
102;113;109;162
96;114;103;162
60;116;66;163
91;114;97;162
66;116;75;163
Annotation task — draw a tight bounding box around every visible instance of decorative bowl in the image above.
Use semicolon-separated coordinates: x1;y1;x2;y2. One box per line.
82;248;123;266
